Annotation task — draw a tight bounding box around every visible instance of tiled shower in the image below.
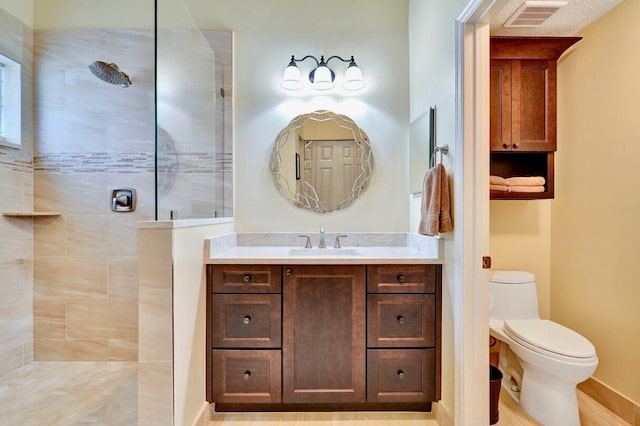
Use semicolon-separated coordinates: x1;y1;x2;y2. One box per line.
0;1;232;378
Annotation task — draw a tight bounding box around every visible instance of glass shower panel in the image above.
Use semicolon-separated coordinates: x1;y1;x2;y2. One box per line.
156;0;232;220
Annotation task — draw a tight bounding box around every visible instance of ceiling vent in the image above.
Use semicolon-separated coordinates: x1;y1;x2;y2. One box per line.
504;1;568;27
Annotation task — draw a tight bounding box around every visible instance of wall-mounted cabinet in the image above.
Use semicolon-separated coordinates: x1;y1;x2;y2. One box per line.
490;36;581;200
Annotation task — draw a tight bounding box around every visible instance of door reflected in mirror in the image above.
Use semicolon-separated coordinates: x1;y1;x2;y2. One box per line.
271;110;373;213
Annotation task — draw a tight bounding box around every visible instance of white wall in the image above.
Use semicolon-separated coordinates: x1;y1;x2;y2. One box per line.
231;1;409;232
409;0;469;422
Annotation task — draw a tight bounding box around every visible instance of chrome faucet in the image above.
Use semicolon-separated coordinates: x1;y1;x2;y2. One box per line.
318;226;326;248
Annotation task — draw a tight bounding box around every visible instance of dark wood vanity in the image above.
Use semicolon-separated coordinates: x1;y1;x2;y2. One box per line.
206;263;442;412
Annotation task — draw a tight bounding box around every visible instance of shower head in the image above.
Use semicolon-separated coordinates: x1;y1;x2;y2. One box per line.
88;61;132;87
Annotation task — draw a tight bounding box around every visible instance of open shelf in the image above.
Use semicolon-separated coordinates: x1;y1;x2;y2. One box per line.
490;152;554;200
3;212;62;217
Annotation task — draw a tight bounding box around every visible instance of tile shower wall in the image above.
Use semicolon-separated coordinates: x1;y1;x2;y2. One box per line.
32;29;155;361
0;7;35;378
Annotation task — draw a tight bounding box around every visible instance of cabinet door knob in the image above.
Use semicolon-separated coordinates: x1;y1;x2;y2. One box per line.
397;369;405;378
502;142;511;149
513;143;520;149
285;268;293;276
243;316;251;325
397;315;405;324
396;274;405;283
243;274;252;283
243;371;251;380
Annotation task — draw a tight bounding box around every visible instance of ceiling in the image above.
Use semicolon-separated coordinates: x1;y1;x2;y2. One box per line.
489;0;624;36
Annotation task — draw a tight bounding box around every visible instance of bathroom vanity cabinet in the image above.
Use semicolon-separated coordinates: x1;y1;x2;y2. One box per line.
490;36;581;200
206;263;441;412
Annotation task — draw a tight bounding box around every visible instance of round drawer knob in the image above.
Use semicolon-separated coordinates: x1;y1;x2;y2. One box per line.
243;371;251;380
243;316;251;325
285;268;293;276
397;370;405;378
513;143;521;149
243;274;252;283
503;142;511;149
397;315;405;324
397;274;405;283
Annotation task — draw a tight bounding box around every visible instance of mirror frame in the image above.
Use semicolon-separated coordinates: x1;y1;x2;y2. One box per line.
271;110;373;213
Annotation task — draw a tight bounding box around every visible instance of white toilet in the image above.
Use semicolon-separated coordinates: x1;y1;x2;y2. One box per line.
489;271;598;426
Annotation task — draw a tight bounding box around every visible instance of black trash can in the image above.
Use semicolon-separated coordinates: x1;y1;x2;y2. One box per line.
489;365;503;425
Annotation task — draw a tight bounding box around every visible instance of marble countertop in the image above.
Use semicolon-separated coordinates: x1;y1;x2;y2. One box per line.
205;232;443;265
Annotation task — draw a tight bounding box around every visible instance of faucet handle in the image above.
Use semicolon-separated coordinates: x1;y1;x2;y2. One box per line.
334;234;348;249
298;235;312;249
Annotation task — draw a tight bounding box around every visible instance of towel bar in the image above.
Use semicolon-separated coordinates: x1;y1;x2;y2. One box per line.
428;105;449;167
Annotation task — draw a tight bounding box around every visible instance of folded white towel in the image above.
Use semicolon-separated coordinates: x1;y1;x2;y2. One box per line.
490;175;507;186
508;185;545;193
490;184;508;192
505;176;545;186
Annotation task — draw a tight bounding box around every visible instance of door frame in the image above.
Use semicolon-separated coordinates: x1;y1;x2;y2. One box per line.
453;1;494;424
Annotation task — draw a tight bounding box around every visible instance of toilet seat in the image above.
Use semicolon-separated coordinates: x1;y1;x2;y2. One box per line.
504;319;597;363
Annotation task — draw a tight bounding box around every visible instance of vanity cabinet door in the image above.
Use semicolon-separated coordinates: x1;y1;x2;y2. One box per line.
367;294;436;348
212;294;281;348
367;349;436;403
213;349;281;404
213;265;282;293
368;265;436;294
282;265;366;403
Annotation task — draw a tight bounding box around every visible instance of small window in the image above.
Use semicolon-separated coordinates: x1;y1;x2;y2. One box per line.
0;52;21;149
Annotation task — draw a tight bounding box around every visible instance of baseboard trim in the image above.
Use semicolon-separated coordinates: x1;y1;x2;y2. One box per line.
578;377;639;425
191;401;211;426
433;401;453;426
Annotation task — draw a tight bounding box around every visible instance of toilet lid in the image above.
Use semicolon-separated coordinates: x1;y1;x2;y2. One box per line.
490;270;535;284
504;319;596;359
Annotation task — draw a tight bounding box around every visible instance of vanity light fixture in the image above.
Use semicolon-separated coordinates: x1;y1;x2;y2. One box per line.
281;55;365;91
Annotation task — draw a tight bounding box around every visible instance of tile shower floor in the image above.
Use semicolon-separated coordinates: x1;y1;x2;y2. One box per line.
0;362;137;425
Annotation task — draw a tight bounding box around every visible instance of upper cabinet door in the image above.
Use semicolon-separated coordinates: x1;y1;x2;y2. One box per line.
490;59;513;151
490;58;556;152
513;59;556;151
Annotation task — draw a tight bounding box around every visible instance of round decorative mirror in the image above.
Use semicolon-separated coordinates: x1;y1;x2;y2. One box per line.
271;110;373;213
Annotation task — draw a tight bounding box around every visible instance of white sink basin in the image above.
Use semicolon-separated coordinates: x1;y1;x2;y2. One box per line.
288;248;361;257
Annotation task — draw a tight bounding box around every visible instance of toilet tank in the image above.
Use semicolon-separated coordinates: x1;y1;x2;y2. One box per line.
489;270;540;322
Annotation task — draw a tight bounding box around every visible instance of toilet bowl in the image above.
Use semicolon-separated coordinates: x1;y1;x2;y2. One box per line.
489;271;598;426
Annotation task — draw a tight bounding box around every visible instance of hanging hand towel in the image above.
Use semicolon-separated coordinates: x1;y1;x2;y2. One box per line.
418;163;453;236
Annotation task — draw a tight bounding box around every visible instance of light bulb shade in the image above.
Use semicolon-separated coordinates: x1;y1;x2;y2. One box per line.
310;64;334;90
343;63;365;91
281;64;302;90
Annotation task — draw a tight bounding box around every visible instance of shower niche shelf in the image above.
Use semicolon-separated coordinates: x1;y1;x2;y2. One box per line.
3;211;62;217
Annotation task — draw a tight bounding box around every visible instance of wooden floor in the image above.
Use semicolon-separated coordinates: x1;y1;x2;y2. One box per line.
210;389;631;425
496;388;631;426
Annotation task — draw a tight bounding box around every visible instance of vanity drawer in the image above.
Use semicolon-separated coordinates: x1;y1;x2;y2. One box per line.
213;294;282;348
367;294;435;348
367;349;435;403
213;265;282;293
212;349;281;404
367;265;436;293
